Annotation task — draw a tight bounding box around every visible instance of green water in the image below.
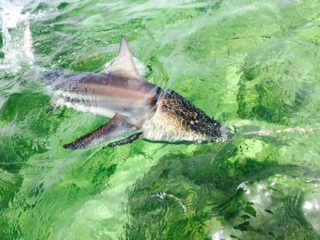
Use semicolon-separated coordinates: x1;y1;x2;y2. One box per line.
1;0;320;239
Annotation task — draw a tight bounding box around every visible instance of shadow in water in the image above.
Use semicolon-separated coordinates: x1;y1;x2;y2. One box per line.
124;142;320;240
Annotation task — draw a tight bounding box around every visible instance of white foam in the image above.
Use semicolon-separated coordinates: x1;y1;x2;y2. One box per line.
0;0;34;73
23;23;34;63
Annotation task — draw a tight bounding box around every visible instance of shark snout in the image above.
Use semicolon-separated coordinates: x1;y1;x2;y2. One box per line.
210;125;235;143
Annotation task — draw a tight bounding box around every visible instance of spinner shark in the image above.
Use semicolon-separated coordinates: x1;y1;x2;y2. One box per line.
44;37;233;149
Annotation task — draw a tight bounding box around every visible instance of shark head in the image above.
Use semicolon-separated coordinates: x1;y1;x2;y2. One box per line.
141;89;234;144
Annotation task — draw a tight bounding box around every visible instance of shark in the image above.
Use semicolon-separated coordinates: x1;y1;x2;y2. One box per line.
44;37;233;150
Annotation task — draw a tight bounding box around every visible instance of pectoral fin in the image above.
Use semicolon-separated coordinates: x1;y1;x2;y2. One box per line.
64;113;141;150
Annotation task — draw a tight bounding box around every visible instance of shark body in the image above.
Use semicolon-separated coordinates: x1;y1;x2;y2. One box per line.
45;38;233;149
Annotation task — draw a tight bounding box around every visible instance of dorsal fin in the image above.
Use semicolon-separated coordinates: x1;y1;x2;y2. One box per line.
101;37;142;80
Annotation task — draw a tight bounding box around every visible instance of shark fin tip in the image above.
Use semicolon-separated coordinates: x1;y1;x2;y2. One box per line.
119;36;131;57
102;37;142;80
63;142;78;150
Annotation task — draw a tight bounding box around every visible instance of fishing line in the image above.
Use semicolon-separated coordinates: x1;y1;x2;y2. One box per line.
209;126;320;164
241;126;320;137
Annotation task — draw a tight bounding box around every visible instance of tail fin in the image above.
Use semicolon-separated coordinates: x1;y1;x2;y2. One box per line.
40;71;68;87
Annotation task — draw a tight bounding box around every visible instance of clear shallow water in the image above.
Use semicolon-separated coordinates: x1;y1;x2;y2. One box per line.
1;0;320;239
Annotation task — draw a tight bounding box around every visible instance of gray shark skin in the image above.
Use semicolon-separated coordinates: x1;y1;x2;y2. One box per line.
44;37;233;149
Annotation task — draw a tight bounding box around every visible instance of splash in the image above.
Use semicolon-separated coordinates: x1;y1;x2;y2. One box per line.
0;0;34;73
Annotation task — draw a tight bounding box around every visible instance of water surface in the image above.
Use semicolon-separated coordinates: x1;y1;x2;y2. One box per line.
1;0;320;239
